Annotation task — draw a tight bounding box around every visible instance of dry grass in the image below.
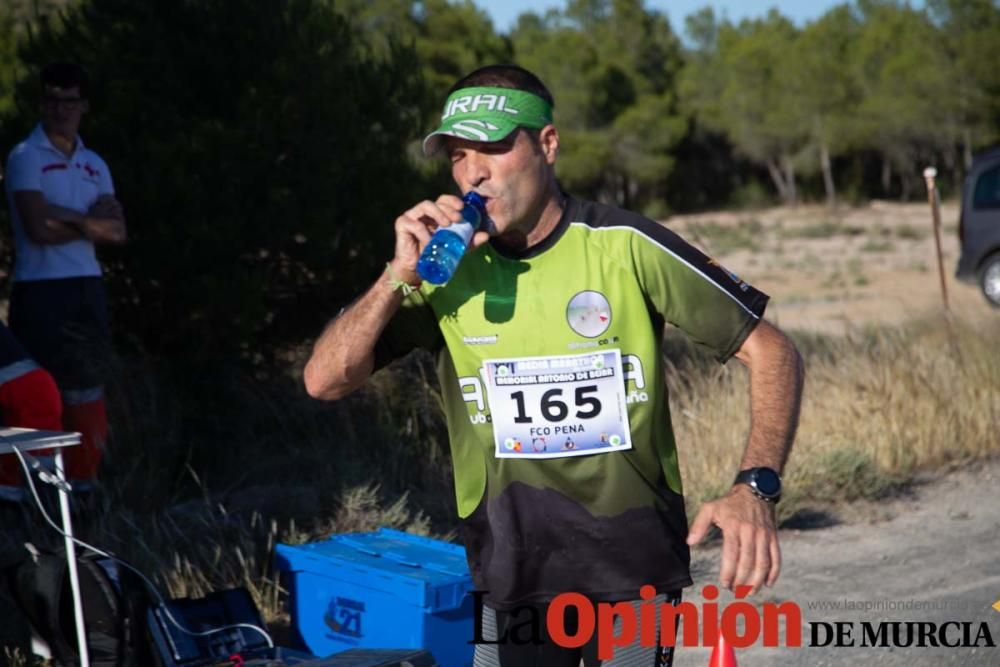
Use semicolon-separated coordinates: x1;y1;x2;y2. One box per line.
36;201;996;633
87;477;433;622
1;649;30;667
75;312;998;627
663;200;986;334
75;350;448;623
671;316;1000;518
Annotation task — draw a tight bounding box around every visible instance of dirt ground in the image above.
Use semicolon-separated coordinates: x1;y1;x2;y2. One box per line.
664;200;992;333
674;458;1000;666
661;201;999;666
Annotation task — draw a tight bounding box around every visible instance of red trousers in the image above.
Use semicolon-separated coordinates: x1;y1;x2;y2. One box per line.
0;370;107;484
61;396;108;481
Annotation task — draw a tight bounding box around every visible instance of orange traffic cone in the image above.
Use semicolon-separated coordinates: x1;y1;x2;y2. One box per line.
709;633;737;667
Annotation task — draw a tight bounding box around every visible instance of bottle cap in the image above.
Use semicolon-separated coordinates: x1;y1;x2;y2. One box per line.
463;191;486;213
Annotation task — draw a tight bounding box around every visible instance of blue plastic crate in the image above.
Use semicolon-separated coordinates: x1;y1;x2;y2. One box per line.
275;528;474;667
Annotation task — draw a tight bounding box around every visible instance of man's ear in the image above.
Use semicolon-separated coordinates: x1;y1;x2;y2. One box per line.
539;124;559;164
81;99;90;114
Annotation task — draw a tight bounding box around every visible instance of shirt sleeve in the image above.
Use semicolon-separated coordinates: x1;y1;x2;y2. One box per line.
5;145;42;193
373;286;444;370
627;218;769;362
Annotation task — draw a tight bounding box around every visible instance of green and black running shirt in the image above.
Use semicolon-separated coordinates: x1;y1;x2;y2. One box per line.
377;195;768;609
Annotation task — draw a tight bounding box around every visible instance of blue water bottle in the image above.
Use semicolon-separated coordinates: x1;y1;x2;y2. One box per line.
416;192;487;284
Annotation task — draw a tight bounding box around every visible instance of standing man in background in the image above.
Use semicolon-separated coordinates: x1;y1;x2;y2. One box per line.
4;62;126;493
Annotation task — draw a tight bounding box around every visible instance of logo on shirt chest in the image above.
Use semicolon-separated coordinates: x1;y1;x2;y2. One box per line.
42;161;101;184
79;161;101;183
566;290;612;338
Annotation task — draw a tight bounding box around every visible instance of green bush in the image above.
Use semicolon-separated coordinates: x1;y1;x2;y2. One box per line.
4;0;428;367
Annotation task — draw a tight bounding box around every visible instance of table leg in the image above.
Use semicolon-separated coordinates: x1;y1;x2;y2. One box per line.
53;449;90;667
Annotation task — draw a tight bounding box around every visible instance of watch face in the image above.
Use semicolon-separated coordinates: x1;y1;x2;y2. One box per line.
753;469;781;496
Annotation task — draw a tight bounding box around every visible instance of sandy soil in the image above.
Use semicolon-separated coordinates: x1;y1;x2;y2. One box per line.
660;201;999;665
664;200;992;333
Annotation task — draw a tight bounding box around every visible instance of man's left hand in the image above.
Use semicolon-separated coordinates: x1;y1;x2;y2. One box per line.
88;194;124;220
686;485;780;595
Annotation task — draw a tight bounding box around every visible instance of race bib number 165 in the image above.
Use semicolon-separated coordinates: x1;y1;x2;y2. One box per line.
482;350;632;459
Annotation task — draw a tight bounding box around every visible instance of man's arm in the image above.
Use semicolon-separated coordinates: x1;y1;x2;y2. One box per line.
14;190;125;244
303;269;407;401
84;194;127;243
686;319;805;594
14;191;84;244
304;195;485;401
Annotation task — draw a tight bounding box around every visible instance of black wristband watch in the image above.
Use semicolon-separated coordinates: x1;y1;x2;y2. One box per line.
733;467;782;503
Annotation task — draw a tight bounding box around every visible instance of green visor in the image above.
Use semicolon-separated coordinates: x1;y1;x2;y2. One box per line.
422;86;553;156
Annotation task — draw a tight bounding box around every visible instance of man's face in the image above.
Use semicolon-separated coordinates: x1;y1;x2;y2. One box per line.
40;85;88;137
445;126;559;237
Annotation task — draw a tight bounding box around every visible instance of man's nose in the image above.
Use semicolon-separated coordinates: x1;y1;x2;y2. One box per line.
461;152;489;187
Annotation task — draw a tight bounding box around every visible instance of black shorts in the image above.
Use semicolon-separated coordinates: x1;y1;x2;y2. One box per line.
9;277;111;392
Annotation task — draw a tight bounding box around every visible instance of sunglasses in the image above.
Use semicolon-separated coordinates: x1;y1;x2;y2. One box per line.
42;96;85;108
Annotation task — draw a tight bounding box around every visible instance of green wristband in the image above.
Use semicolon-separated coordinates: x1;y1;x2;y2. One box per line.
385;262;420;296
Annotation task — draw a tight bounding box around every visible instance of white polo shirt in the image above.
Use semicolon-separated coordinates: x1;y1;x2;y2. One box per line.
4;123;114;281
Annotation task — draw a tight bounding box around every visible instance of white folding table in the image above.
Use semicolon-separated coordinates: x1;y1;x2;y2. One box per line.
0;427;90;667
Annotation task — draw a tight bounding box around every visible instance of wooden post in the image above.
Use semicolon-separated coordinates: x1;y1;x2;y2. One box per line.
922;167;950;313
